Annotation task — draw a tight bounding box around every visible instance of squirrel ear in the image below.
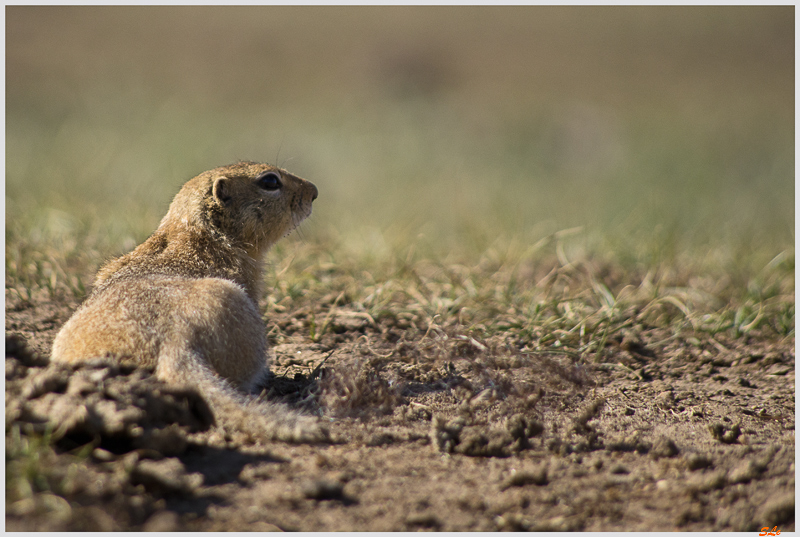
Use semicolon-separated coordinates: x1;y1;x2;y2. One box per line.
212;177;232;205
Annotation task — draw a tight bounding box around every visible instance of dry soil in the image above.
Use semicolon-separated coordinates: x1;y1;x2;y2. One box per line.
5;286;795;531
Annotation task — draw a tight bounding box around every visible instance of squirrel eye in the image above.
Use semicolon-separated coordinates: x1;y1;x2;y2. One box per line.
256;171;282;191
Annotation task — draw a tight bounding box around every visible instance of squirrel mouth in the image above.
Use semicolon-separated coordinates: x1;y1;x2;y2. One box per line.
294;205;312;227
283;202;313;238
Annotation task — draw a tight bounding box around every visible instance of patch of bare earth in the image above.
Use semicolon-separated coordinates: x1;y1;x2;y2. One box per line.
5;287;794;531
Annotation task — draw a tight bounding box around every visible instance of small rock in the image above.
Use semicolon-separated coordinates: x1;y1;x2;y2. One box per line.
66;374;97;397
573;399;605;432
530;515;583;532
431;416;465;453
502;415;539;452
657;391;675;408
709;422;741;444
756;493;794;527
142;510;180;532
90;399;147;436
495;513;530;531
506;414;544;440
78;506;119;532
456;427;514;457
6;359;27;381
406;512;441;529
700;471;727;491
675;504;705;527
686;453;713;471
500;468;549;490
365;432;396;447
91;448;115;462
139;424;188;456
6;335;48;367
651;436;680;459
606;434;650;454
738;377;756;388
20;367;69;399
729;459;766;484
130;458;202;494
301;479;345;501
610;464;629;475
330;312;372;334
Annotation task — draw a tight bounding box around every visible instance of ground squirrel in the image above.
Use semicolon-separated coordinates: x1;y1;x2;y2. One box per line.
51;162;327;443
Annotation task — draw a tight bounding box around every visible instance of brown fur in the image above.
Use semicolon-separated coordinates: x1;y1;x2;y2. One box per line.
51;162;327;443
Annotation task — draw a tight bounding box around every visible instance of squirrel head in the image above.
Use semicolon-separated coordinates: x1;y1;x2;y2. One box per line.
161;161;318;259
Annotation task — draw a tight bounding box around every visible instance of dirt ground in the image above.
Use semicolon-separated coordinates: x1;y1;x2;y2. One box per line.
5;286;795;532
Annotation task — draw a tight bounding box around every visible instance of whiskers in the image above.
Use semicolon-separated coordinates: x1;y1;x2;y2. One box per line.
290;210;309;243
273;141;296;171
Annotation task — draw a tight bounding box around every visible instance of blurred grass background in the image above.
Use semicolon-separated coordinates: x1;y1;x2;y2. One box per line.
6;6;794;293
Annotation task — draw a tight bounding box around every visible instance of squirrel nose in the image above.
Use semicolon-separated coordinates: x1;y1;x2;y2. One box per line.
309;182;318;201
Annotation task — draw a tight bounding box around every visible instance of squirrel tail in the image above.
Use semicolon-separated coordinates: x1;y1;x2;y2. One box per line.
156;350;329;444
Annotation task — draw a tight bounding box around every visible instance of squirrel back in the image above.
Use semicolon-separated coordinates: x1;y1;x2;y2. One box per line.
51;162;327;443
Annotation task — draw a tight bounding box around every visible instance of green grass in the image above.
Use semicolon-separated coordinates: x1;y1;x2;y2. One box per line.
6;6;794;345
5;424;90;502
